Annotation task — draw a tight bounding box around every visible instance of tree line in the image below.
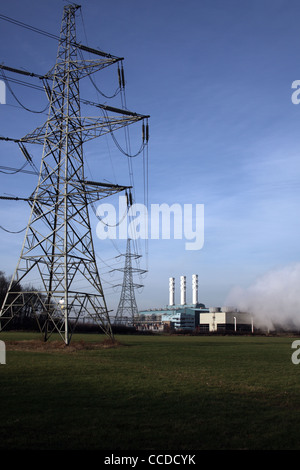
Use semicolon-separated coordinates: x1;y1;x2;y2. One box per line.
0;271;137;334
0;270;46;331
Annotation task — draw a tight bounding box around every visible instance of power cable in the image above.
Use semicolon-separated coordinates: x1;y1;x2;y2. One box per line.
78;9;121;100
0;68;49;114
0;225;27;234
0;13;60;41
0;162;30;175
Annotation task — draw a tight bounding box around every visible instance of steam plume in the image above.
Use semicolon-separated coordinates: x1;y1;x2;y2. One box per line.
225;263;300;330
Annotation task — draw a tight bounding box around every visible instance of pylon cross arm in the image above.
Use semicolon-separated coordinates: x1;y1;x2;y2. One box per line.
18;114;143;145
45;57;121;80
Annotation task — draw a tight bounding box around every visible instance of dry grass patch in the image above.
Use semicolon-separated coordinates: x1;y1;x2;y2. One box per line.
5;337;122;353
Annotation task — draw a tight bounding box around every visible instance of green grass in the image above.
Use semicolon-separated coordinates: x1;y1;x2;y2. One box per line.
1;332;300;450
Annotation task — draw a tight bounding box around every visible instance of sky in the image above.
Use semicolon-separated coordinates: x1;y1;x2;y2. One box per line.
0;0;300;316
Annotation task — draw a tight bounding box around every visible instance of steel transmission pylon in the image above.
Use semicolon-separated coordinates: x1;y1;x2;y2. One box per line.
0;5;149;344
114;238;145;326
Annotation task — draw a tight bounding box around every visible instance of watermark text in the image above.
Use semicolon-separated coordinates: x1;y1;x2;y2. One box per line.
291;340;300;364
96;196;204;251
0;80;6;104
291;80;300;104
0;340;6;364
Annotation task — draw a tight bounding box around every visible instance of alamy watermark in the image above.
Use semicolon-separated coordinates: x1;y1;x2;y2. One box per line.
96;196;204;251
291;340;300;365
291;80;300;104
0;80;6;104
0;340;6;365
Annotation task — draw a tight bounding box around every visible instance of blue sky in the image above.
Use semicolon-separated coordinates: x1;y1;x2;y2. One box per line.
0;0;300;313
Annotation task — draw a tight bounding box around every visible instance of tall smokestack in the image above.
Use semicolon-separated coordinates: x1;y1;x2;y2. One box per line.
180;275;186;305
169;277;175;306
192;274;198;305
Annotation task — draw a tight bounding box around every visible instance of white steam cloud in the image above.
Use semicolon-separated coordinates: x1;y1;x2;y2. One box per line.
225;263;300;330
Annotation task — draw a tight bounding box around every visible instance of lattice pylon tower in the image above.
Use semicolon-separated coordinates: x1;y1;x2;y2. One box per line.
0;5;147;344
114;238;145;326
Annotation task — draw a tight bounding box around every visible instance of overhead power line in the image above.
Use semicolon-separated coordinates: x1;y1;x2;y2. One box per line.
0;165;38;175
0;13;60;40
0;12;122;60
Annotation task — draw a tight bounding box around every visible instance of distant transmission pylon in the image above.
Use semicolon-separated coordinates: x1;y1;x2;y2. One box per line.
0;5;149;344
114;238;146;326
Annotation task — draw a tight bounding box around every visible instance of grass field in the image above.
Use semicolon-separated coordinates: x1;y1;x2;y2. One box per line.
0;331;300;450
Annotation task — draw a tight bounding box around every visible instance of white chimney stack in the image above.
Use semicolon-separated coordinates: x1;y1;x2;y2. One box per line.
180;275;186;305
192;274;198;305
169;277;175;306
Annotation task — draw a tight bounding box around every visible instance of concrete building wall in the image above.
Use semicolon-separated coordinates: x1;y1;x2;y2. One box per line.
199;310;253;332
199;312;225;332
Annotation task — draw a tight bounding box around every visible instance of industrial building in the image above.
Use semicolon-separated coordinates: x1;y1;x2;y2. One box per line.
199;307;254;333
136;274;254;333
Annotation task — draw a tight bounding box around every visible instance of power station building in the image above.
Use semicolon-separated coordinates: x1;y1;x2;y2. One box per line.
136;275;254;333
